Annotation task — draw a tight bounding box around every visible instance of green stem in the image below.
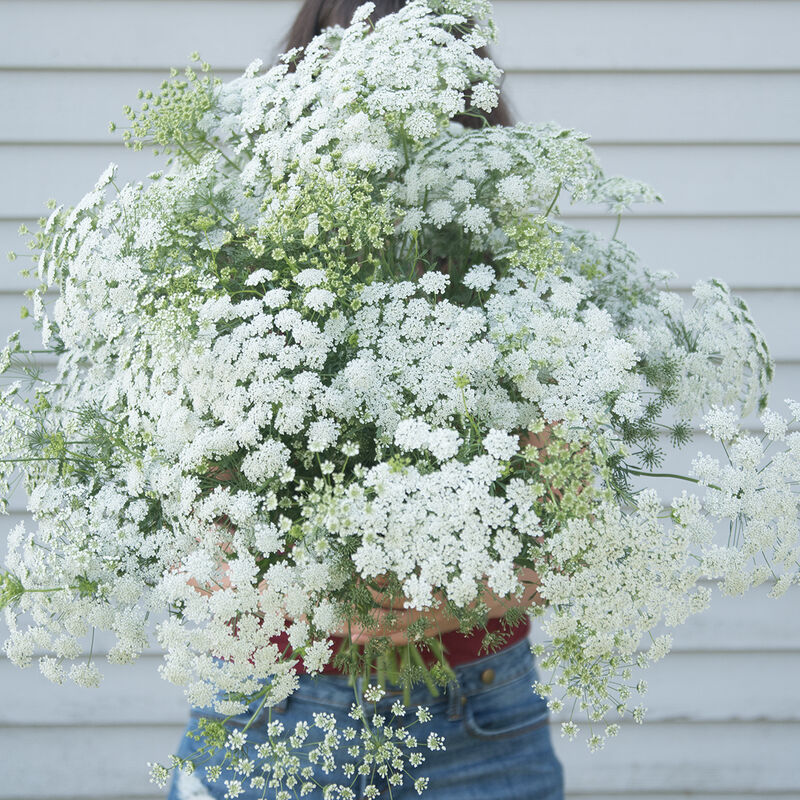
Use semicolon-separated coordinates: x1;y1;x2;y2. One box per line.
544;183;562;218
458;385;481;441
409;642;440;698
175;141;200;165
623;467;721;492
0;457;78;464
241;690;271;734
204;138;241;173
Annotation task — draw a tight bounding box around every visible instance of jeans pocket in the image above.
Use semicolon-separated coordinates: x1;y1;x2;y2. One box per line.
462;668;550;740
189;693;289;730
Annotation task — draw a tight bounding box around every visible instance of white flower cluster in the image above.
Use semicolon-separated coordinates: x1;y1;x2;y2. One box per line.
0;0;796;785
224;0;500;188
153;687;437;799
532;489;707;747
693;400;800;597
532;400;800;749
397;124;599;240
304;455;533;610
486;270;647;429
627;278;773;419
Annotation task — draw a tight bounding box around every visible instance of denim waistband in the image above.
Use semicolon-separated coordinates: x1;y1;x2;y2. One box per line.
282;636;534;714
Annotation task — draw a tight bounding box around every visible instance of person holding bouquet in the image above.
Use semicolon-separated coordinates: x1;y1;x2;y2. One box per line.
4;1;795;799
165;3;565;798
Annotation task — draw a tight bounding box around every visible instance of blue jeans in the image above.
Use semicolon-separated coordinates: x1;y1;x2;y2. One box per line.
166;637;564;799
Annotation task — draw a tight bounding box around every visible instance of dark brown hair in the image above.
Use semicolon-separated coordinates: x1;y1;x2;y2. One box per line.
282;0;513;128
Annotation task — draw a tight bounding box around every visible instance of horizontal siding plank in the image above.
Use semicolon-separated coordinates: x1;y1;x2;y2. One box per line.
2;1;799;72
0;0;299;71
0;724;182;798
564;648;800;723
5;216;800;291
555;722;800;794
494;1;800;72
0;70;239;146
702;288;800;363
1;721;799;797
2;143;799;219
568;144;800;218
4;648;800;727
0;144;144;220
3;231;43;291
0;655;188;726
569;216;800;290
4;70;800;145
506;72;800;145
534;580;800;654
0;292;48;351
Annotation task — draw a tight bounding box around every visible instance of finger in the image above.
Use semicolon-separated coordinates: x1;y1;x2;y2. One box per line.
349;607;413;643
351;624;410;646
366;586;396;609
366;584;408;611
350;627;365;643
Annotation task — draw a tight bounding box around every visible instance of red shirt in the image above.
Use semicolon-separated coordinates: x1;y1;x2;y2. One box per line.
270;615;531;675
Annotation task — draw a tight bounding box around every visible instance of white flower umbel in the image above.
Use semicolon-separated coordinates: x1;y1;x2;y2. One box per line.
532;489;707;748
153;684;438;799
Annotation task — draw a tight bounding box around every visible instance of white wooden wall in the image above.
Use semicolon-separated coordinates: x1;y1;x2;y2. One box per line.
1;1;799;797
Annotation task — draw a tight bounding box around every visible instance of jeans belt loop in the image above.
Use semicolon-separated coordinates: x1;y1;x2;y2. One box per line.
446;679;464;721
273;694;290;715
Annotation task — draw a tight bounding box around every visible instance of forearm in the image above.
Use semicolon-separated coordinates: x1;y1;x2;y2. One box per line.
346;564;541;646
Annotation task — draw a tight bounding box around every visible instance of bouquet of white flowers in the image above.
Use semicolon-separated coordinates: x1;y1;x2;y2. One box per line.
2;0;798;796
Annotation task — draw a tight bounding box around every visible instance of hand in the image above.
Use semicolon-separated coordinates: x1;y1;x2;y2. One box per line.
343;567;543;646
344;599;461;647
182;462;238;595
184;518;235;595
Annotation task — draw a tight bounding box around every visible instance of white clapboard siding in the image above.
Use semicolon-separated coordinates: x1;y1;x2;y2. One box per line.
565;216;800;290
4;71;800;145
503;72;800;145
2;1;799;798
2;1;800;71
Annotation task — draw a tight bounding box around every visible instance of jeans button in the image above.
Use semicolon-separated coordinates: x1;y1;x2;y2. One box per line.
480;668;495;685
